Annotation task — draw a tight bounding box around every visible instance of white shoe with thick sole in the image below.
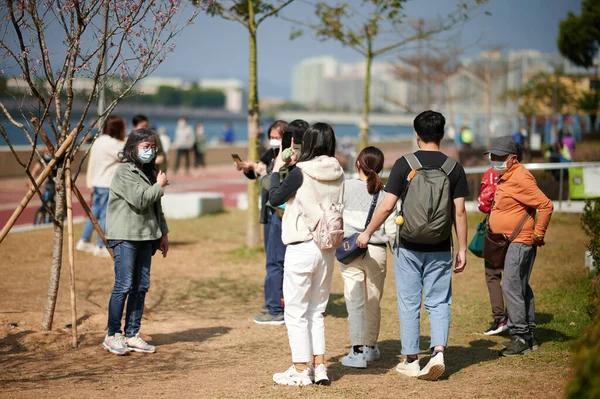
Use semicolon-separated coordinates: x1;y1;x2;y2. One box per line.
312;364;330;386
395;358;420;377
341;350;367;368
417;352;445;381
102;333;129;355
365;345;381;362
273;365;313;386
76;240;95;253
124;334;156;353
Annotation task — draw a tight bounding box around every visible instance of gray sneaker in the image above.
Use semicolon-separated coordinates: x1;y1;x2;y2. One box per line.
253;313;285;326
103;333;128;355
124;333;156;353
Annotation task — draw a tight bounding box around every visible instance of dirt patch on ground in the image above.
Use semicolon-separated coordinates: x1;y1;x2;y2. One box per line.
0;211;591;398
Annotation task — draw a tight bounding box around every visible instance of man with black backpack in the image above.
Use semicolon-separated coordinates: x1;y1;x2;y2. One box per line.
357;110;469;381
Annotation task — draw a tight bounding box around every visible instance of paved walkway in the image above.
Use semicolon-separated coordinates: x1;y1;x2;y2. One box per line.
0;164;249;231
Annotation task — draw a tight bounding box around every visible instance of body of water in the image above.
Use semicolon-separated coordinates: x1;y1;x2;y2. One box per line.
1;116;414;148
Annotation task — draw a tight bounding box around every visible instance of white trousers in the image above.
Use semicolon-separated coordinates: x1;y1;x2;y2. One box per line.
339;245;387;347
283;240;335;363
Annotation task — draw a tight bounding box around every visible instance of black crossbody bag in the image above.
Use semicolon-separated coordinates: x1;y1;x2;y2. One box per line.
335;192;379;265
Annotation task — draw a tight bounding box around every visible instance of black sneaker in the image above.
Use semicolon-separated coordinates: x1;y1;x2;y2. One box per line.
500;337;530;357
484;317;509;335
502;337;539;350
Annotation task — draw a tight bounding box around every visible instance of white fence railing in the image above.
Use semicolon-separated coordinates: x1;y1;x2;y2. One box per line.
378;161;600;212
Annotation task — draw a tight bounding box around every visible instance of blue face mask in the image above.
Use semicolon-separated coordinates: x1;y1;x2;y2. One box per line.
137;148;156;164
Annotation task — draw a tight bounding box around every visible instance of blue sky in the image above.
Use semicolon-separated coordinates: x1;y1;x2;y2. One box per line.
153;0;582;98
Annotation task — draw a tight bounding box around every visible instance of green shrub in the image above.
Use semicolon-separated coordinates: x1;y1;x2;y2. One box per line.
566;313;600;399
582;199;600;275
567;199;600;398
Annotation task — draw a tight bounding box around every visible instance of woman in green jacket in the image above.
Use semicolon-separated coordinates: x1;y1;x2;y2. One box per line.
103;128;170;356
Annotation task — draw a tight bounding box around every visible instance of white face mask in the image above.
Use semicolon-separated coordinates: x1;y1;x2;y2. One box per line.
269;139;281;149
490;155;513;173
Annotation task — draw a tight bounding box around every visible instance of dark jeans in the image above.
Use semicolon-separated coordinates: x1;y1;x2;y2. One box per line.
485;261;506;320
107;240;152;337
194;146;205;167
175;148;191;172
265;212;286;315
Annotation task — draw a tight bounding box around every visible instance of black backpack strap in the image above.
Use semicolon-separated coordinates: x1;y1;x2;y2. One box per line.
364;192;380;229
404;153;422;170
440;157;457;176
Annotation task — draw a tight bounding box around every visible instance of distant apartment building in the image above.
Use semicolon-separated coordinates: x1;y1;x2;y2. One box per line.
290;50;596;119
291;56;339;106
198;78;247;113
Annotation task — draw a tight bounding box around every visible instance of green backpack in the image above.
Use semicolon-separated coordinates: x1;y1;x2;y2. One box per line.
397;153;457;246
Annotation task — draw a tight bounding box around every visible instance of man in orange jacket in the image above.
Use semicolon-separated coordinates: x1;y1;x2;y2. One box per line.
487;136;554;356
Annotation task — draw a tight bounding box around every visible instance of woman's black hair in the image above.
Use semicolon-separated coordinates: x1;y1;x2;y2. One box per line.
296;122;336;163
119;128;158;181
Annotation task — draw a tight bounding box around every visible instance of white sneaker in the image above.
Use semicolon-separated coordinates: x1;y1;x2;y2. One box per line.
417;352;445;381
341;350;367;368
365;345;381;362
102;333;128;355
93;246;111;258
76;240;95;253
395;358;420;377
124;333;156;353
312;364;330;386
273;365;313;386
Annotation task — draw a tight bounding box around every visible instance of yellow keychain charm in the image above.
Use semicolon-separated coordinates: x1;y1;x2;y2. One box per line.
395;215;405;226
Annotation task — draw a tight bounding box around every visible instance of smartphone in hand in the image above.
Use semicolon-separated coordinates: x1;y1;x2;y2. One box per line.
231;154;243;164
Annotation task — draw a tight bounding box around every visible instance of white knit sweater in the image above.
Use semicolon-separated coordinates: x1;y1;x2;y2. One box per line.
281;156;344;245
86;135;124;189
343;178;397;246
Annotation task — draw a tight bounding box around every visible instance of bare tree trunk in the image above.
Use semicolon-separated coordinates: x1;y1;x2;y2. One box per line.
41;164;66;331
245;6;260;250
358;52;373;151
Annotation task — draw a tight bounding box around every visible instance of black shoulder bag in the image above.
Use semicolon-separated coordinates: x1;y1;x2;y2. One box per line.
336;192;379;265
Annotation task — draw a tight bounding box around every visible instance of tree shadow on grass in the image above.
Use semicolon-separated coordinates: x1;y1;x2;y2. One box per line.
149;326;231;346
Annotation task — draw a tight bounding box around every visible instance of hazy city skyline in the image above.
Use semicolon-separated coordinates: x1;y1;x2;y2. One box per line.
153;0;582;98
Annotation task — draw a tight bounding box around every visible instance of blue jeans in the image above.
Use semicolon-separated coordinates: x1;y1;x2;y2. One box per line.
81;187;110;248
395;248;453;355
265;213;286;315
107;240;152;337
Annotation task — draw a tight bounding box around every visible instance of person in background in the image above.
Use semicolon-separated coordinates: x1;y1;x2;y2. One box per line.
194;122;207;168
221;122;235;144
149;125;167;173
357;110;469;381
236;120;288;254
268;123;344;386
76;115;126;258
103;128;169;356
132;114;149;130
512;127;525;148
340;146;396;369
173;117;195;175
157;127;171;158
461;126;474;149
486;136;554;357
477;166;508;336
29;144;57;225
561;132;575;161
254;120;309;325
